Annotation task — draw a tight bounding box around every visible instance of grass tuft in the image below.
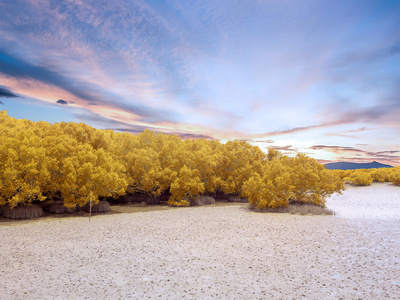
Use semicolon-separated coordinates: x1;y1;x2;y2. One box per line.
2;204;44;219
251;203;335;215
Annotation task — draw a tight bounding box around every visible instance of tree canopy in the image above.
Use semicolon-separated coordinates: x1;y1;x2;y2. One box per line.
0;110;364;211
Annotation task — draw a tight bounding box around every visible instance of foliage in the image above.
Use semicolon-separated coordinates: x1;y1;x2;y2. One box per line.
349;170;373;186
332;167;398;186
1;110;379;212
390;167;400;186
288;154;344;206
168;165;205;206
242;158;293;209
242;153;344;210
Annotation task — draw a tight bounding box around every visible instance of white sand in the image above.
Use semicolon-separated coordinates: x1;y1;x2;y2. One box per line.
1;196;400;299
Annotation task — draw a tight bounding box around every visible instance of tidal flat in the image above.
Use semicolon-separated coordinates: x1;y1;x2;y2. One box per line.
0;184;399;299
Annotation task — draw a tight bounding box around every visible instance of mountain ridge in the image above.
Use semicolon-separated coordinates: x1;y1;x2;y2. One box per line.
324;161;393;170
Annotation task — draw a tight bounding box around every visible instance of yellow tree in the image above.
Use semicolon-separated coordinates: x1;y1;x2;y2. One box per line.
288;154;344;206
157;135;187;191
350;170;373;186
218;140;265;195
242;159;294;209
185;139;222;194
60;145;127;208
124;148;162;196
0;113;48;208
168;165;205;206
390;167;400;186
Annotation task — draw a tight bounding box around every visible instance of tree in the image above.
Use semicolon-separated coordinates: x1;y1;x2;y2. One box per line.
350;170;373;186
168;165;205;206
288;154;343;206
242;159;293;209
60;145;127;208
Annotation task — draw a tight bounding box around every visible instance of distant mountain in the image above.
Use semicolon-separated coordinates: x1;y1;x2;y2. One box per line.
324;161;393;170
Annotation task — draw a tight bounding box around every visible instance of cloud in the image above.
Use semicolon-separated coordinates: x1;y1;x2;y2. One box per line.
0;86;20;104
246;124;328;140
271;145;297;152
310;145;364;153
0;87;19;98
0;49;180;124
239;139;274;143
310;145;400;165
0;50;99;102
56;99;68;105
325;127;378;138
176;133;215;140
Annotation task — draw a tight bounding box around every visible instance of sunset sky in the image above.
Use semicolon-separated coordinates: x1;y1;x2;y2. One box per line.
1;0;399;166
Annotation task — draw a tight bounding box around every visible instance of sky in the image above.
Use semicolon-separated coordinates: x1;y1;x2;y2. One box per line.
0;0;399;166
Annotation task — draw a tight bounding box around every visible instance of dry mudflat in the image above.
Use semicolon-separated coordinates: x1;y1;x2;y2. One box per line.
1;184;399;299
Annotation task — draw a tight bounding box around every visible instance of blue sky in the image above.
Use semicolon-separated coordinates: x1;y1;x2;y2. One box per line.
0;0;399;165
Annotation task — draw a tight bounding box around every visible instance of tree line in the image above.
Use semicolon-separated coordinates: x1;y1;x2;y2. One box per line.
1;110;345;210
332;168;400;186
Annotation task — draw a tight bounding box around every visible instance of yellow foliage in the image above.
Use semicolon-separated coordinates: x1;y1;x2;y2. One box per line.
242;152;344;210
242;159;294;209
168;165;205;205
3;110;394;213
0;111;126;208
390;167;400;186
288;154;343;206
331;167;396;185
349;170;373;186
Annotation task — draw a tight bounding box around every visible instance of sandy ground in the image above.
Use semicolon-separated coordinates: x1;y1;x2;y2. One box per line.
1;194;400;299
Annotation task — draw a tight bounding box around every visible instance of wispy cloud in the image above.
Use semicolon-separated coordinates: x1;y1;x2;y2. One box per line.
310;145;400;165
325;127;379;138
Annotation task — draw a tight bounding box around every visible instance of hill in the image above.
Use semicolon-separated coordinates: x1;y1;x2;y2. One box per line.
324;161;393;170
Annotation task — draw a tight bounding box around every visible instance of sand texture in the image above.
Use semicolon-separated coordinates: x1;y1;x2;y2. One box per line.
1;189;400;299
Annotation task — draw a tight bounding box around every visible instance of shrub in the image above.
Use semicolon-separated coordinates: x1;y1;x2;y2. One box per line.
242;159;294;210
390;169;400;186
2;204;44;219
81;200;111;213
350;170;373;186
250;203;335;215
191;196;216;206
44;202;76;214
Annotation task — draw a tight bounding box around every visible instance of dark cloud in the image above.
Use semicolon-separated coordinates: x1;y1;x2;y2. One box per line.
176;133;215;140
271;145;297;152
111;127;150;134
374;150;399;155
0;50;98;102
332;42;400;69
323;101;400;128
56;99;69;105
0;50;179;124
0;87;19;98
